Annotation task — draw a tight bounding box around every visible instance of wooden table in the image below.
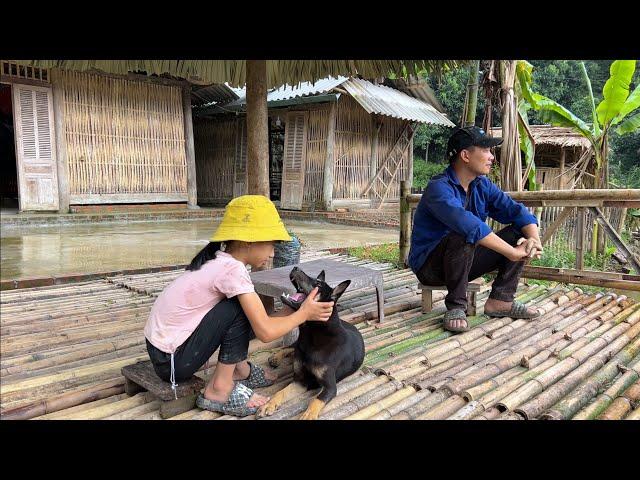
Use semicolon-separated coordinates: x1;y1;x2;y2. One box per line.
250;259;385;334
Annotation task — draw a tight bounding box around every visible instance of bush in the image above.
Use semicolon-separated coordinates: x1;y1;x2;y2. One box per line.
347;243;402;269
413;159;447;190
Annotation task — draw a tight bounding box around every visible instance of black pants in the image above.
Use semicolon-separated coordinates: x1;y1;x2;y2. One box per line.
415;225;524;312
146;297;255;383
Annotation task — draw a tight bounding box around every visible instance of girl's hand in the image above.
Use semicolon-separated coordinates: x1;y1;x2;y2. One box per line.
299;287;334;322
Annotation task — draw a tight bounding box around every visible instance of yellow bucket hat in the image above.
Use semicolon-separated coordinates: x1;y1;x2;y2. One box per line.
210;195;292;243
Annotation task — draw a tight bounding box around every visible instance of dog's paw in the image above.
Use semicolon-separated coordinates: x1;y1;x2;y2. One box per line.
299;398;325;420
268;353;282;368
257;399;280;418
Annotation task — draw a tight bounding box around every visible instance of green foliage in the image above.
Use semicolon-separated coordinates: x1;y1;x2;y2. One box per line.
412;159;446;190
596;60;637;126
530;239;615;271
347;243;401;269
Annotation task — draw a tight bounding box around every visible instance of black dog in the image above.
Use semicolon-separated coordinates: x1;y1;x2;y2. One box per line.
257;266;365;420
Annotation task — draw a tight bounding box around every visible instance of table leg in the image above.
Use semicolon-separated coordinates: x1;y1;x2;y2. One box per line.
375;282;385;323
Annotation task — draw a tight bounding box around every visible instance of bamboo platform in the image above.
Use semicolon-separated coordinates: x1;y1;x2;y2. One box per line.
1;250;639;421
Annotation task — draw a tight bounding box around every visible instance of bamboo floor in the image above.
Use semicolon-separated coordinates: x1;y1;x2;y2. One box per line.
1;250;638;421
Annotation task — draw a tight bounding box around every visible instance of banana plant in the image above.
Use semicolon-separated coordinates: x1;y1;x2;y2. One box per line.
515;60;538;191
517;60;639;188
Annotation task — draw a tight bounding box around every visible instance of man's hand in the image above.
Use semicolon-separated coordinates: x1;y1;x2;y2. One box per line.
506;242;532;262
517;237;543;260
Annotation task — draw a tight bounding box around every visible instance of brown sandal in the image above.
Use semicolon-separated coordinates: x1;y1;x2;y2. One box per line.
443;309;470;333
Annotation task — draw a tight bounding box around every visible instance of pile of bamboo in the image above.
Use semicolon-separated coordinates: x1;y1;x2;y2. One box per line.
2;250;638;421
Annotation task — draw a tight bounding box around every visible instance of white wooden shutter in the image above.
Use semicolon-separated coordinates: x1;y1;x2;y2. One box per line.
233;118;248;197
12;84;59;211
280;111;307;210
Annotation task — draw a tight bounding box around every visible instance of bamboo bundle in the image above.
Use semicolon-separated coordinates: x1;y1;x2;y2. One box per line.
319;379;406;420
597;381;640;420
54;392;155;420
624;407;640;420
542;353;640;420
499;320;640;416
259;372;375;420
572;357;640;420
369;389;432;420
344;386;417;420
417;394;467;420
33;393;131;420
390;391;450;420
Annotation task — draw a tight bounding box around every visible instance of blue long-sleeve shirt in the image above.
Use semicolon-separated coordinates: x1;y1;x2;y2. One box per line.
408;165;538;273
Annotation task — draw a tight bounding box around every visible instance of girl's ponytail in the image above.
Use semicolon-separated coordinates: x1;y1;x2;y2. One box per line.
186;242;222;271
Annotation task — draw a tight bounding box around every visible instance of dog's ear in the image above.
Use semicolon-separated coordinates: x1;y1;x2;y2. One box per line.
331;280;351;301
316;270;325;282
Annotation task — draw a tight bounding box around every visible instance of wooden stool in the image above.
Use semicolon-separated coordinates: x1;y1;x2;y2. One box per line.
121;360;205;419
419;280;483;316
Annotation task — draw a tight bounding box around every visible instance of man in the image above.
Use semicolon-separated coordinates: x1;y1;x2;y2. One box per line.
408;126;543;333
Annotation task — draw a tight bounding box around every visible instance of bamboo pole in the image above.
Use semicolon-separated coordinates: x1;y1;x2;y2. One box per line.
399;180;411;268
597;381;640;420
572;357;640;420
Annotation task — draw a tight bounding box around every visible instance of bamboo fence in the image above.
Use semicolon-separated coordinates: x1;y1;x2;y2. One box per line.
2;250;638;420
302;106;329;207
58;70;187;198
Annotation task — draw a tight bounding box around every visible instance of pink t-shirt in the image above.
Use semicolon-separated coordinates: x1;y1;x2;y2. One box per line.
144;251;255;354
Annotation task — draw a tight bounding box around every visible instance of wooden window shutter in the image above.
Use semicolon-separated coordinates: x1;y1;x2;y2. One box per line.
233;117;248;197
12;84;59;210
280;111;307;210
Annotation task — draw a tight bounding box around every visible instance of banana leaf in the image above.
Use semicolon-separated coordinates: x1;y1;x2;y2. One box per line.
615;112;640;134
612;84;640;126
596;60;637;127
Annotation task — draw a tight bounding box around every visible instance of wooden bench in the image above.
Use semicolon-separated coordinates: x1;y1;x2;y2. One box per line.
121;360;205;419
419;280;483;316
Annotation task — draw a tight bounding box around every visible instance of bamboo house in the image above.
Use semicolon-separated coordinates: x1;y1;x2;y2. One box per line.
489;125;593;190
1;60;453;213
191;76;454;210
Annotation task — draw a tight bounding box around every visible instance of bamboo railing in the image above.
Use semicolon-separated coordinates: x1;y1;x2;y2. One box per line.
400;182;640;291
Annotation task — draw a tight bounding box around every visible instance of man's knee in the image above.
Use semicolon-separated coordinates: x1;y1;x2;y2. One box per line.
498;225;523;246
446;232;476;254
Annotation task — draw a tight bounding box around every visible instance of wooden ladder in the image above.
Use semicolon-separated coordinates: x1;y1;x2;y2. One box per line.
361;122;415;209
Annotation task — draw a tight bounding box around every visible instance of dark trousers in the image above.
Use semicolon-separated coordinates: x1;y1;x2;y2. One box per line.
415;225;524;312
146;297;255;383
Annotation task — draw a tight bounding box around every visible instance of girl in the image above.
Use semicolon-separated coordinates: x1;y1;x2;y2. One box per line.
144;195;334;417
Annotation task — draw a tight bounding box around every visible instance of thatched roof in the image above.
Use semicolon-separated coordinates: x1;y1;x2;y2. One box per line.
18;60;464;89
489;125;591;149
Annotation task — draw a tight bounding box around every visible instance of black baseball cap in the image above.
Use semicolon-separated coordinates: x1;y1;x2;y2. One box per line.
446;126;503;160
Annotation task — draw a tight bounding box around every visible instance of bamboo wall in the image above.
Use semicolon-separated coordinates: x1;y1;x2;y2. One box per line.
302;106;329;208
193;117;236;204
333;96;411;203
334;96;373;200
58;70;187;200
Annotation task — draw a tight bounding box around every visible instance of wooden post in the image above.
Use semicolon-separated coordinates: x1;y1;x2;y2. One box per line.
559;148;566;190
246;60;270;197
182;86;198;208
51;70;70;213
576;207;585;270
322;101;337;211
369;117;381;189
400;181;411;268
406;124;414;189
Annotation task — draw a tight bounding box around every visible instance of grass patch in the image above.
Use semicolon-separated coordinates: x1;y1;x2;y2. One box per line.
347;243;402;269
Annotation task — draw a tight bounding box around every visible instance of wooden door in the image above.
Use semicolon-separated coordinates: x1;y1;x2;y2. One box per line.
233;117;248;197
12;84;59;211
280;111;307;210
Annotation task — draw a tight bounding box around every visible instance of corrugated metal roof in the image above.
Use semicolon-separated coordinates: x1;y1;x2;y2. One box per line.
191;83;239;107
227;76;348;107
342;78;455;127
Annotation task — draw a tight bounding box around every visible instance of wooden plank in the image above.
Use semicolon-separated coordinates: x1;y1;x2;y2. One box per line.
69;193;188;204
589;206;640;274
280;111;308;210
399;181;411;268
576;207;585;270
50;70;70;213
182;87;198;207
322;102;336;210
121;360;204;402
